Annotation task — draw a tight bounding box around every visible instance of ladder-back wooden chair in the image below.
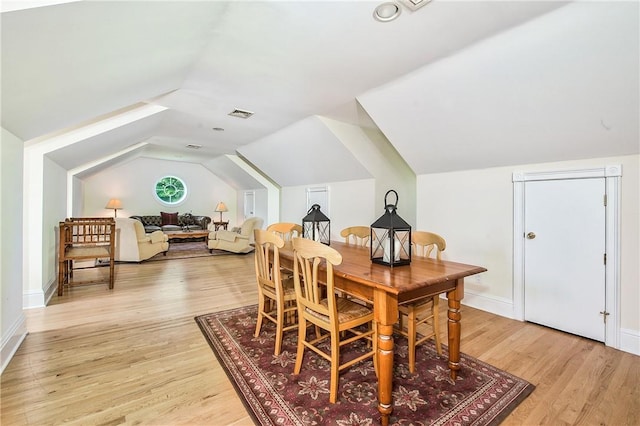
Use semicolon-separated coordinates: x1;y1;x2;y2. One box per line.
267;222;303;278
253;229;298;356
291;237;377;403
266;222;303;242
58;217;116;296
396;230;446;373
340;226;370;247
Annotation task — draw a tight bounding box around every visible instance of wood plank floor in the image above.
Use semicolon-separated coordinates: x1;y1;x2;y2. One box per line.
2;255;638;425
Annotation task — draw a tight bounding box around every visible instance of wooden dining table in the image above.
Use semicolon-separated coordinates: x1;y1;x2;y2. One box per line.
277;240;487;425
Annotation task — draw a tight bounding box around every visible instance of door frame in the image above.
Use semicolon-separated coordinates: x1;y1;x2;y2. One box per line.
513;165;622;348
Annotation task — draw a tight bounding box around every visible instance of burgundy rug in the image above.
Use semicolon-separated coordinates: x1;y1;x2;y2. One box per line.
195;305;534;426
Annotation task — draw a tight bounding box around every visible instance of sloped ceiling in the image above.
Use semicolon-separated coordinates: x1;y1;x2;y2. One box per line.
359;1;640;175
2;1;637;188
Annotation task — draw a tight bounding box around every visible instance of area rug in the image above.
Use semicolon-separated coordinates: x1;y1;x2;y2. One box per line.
148;241;236;261
195;305;534;426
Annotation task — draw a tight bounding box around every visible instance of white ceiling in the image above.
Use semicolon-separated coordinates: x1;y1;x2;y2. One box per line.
2;1;638;187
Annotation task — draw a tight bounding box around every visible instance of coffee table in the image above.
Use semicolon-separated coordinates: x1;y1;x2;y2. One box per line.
164;230;209;246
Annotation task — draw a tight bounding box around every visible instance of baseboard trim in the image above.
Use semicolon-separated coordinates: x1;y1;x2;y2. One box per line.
23;278;57;309
620;328;640;356
1;313;27;373
23;289;45;309
457;291;640;357
457;291;516;320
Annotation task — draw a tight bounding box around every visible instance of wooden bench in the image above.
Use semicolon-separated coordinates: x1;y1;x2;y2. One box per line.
58;217;116;296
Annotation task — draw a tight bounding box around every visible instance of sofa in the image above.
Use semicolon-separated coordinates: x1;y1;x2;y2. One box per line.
208;217;264;254
114;217;169;262
130;213;211;233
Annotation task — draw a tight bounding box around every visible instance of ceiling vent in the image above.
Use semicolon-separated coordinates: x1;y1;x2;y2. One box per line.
186;144;202;149
228;108;254;119
399;0;432;12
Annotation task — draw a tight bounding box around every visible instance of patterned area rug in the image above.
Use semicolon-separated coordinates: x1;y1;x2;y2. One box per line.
147;241;237;261
195;305;534;426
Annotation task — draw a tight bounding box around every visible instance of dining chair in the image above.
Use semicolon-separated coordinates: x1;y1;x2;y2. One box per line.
340;226;370;247
253;229;298;356
396;230;446;373
267;222;303;242
267;222;303;279
291;237;377;403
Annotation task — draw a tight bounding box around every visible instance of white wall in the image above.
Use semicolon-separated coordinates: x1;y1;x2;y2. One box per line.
280;179;376;242
42;158;68;300
416;154;639;353
82;158;237;223
320;117;417;226
1;128;27;372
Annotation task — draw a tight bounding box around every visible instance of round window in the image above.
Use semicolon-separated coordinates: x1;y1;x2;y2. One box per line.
154;175;187;205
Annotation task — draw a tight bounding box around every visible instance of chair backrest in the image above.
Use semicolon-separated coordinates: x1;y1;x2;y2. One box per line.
240;217;264;236
340;226;370;247
267;222;303;242
412;231;446;260
292;237;343;324
254;229;285;295
131;219;147;240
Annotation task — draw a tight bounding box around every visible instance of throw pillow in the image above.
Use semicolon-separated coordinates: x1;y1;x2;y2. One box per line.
160;211;179;226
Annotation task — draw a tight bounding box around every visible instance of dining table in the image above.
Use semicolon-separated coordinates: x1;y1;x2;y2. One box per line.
277;240;487;426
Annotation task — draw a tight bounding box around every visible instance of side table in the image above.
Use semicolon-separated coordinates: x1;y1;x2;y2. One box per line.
213;221;229;231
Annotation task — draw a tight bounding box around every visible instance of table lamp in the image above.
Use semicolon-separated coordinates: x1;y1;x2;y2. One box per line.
215;202;228;222
105;199;123;217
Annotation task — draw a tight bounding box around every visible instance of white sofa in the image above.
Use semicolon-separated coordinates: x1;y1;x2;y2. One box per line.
208;217;264;254
115;217;169;262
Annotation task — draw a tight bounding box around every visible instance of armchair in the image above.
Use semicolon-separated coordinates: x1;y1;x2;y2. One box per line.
208;217;264;254
114;218;169;262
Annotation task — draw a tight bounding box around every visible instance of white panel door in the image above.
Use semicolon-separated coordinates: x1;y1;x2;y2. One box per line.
244;191;255;220
524;178;606;341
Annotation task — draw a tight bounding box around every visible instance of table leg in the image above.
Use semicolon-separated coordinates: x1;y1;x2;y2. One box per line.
374;290;398;426
447;279;464;380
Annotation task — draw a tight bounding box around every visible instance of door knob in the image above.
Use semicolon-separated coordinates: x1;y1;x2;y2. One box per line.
526;232;536;239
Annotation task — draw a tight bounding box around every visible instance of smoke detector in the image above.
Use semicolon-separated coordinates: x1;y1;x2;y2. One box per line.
228;108;254;119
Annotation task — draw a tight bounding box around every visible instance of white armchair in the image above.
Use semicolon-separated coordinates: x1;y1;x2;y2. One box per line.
208;217;264;254
115;217;169;262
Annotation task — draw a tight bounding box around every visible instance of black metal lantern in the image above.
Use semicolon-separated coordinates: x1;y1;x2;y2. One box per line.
302;204;331;245
371;190;411;267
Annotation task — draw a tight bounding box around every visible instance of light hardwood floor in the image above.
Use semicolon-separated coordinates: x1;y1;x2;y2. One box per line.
2;255;638;425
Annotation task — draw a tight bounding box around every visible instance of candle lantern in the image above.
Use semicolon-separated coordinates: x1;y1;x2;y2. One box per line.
302;204;331;245
371;190;411;267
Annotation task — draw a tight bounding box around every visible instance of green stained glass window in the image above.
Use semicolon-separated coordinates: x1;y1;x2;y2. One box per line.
155;176;187;204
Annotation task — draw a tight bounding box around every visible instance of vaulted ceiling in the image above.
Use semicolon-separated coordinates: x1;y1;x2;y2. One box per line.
2;1;638;188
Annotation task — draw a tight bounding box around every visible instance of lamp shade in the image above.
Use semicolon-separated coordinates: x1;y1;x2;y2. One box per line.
215;201;228;222
370;190;411;267
105;199;122;209
105;199;122;217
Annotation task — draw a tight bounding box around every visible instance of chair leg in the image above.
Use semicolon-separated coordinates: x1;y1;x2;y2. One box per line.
329;330;340;404
432;297;442;355
293;316;306;375
408;306;417;374
109;258;115;289
254;295;265;338
57;260;64;296
274;299;284;356
373;321;378;377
